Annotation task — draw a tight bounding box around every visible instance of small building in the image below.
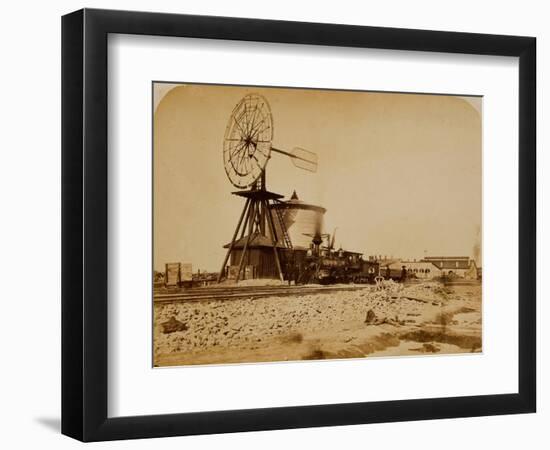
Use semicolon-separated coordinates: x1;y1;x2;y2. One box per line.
398;260;442;279
422;256;478;279
381;260;441;279
223;232;291;279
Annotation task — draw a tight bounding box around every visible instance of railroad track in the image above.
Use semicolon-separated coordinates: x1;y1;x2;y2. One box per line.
153;284;370;303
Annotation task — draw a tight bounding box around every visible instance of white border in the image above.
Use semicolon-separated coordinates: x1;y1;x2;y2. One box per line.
107;34;518;417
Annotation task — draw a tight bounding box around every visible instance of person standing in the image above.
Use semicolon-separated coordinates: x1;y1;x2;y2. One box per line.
400;265;407;282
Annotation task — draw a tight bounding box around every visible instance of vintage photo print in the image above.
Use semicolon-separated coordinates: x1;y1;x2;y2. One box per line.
153;82;482;367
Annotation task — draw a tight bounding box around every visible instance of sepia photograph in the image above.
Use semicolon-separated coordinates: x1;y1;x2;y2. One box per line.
153;82;482;367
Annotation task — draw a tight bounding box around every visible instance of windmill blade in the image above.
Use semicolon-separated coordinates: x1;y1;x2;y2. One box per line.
289;147;318;173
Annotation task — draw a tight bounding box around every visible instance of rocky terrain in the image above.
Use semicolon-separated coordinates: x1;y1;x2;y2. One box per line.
153;281;482;367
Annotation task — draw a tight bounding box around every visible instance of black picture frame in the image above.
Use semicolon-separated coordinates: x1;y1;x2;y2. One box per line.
62;8;536;442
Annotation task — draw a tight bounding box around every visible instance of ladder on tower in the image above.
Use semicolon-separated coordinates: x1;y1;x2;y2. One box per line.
272;202;293;250
272;202;295;282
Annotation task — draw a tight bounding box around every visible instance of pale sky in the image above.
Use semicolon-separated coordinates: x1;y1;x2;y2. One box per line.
153;83;481;272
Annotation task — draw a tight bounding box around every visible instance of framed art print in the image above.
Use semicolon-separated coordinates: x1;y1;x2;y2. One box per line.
62;8;536;441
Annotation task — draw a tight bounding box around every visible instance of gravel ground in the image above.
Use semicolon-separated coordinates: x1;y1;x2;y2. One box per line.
154;281;482;366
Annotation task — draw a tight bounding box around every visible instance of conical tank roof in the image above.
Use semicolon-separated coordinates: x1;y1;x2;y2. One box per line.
272;191;326;213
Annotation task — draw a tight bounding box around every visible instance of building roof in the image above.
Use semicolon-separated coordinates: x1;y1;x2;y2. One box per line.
396;260;441;270
422;256;472;269
223;232;287;249
423;256;470;260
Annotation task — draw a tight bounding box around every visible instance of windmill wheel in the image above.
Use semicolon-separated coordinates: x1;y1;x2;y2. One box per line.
223;93;273;188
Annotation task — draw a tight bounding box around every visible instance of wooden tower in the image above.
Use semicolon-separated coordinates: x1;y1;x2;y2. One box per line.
218;173;291;282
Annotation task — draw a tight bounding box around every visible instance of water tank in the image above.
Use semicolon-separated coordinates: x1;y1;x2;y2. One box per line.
269;191;326;249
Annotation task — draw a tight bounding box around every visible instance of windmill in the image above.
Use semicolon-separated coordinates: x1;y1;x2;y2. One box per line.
218;93;318;283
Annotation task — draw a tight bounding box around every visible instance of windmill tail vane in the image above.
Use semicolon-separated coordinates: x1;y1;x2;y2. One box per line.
271;147;318;173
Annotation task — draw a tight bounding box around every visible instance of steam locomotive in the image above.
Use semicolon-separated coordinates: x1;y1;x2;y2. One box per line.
291;233;380;285
302;252;380;285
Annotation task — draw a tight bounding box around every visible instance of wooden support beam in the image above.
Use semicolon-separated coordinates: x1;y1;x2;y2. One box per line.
236;199;257;283
217;198;250;282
